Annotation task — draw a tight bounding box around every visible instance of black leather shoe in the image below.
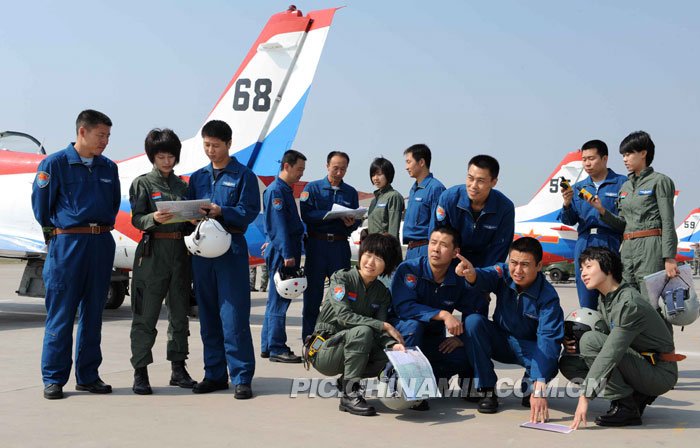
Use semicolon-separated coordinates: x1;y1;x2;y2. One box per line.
170;361;196;388
270;351;302;364
410;400;430;411
339;380;376;416
76;378;112;394
44;384;64;400
132;367;152;395
595;396;642;427
633;391;657;416
192;378;229;394
234;384;253;400
477;388;498;414
260;351;270;359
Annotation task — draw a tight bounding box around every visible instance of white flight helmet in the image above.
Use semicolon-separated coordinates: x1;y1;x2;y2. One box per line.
658;277;700;326
377;364;414;411
184;218;231;258
564;307;608;354
273;267;307;299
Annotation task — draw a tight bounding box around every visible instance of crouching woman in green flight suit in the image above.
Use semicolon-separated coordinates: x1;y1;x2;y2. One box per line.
560;247;679;429
307;233;405;416
129;128;197;395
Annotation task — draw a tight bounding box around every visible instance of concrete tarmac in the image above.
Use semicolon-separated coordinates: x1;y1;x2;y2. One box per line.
1;260;699;447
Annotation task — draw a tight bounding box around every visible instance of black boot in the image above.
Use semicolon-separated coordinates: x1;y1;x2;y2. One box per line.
477;388;498;414
595;395;642;427
133;367;152;395
170;361;197;388
339;380;376;416
633;391;657;416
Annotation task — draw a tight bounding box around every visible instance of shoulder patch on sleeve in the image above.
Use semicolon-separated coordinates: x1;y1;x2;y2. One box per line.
494;265;504;278
36;171;50;188
436;205;446;221
404;273;417;289
300;191;310;202
333;284;345;301
272;197;283;210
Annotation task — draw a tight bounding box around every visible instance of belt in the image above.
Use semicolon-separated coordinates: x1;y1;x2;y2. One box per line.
623;228;662;240
407;240;428;250
641;351;686;365
308;231;346;242
152;231;182;239
52;225;113;236
225;226;244;234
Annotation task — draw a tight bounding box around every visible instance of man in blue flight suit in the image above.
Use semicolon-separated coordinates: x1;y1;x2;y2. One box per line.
557;140;626;308
300;151;360;339
390;227;486;398
261;149;307;363
430;154;514;268
456;237;564;421
402;144;446;260
187;120;260;399
31;109;120;400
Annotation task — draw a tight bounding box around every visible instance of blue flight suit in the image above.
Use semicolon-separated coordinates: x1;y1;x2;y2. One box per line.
31;143;120;386
430;185;515;268
390;256;487;380
300;177;360;339
261;177;304;356
188;157;260;386
403;174;445;260
557;169;626;308
463;264;564;390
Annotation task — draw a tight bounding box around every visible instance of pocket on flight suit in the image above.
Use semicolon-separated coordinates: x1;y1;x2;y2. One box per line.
131;280;145;315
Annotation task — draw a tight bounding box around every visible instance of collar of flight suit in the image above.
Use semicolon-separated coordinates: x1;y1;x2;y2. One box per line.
417;255;458;287
506;269;546;302
373;185;395;197
579;168;622;189
412;172;435;192
629;166;655;182
320;175;346;190
65;143;109;167
203;156;241;178
456;184;499;215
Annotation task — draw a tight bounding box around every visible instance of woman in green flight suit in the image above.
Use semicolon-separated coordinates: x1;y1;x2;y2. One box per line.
129;128;196;395
309;233;405;416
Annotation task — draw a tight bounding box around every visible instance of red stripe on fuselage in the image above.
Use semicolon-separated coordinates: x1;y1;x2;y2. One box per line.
115;210;142;243
0;150;45;175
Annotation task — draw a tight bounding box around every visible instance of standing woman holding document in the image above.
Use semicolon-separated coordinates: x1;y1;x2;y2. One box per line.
128;128;197;395
367;157;405;240
589;131;679;300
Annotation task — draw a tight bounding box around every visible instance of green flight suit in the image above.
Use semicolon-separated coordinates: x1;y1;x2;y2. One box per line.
129;168;191;368
600;167;677;301
311;268;398;381
559;284;678;400
367;186;405;240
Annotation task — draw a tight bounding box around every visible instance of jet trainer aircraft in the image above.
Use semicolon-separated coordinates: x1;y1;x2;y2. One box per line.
0;6;339;308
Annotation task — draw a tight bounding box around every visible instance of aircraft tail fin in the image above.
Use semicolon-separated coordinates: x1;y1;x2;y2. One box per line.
515;150;583;223
178;6;339;176
677;208;700;244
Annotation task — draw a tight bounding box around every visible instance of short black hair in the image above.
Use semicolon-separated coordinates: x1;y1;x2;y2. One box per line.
359;233;402;276
430;226;461;250
201;120;232;143
468;154;500;179
403;143;432;168
509;237;543;264
581;139;608;158
280;149;307;171
579;246;623;283
145;128;181;164
369;157;396;184
75;109;112;134
619;131;655;166
327;150;350;164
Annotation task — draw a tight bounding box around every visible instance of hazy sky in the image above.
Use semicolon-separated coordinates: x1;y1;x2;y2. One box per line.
2;1;698;221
